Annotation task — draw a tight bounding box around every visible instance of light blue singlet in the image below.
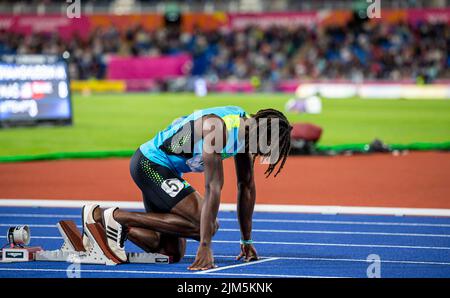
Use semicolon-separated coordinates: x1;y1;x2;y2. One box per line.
139;106;249;175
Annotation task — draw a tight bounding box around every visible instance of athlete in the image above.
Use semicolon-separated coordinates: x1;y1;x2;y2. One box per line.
82;106;292;270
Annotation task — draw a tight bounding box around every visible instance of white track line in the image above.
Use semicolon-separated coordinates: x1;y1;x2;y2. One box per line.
0;268;347;278
0;224;59;228
225;218;450;228
1;235;448;250
195;240;450;251
187;255;450;266
196;257;280;274
1;199;450;217
220;228;450;238
204;272;347;278
0;213;78;218
2;223;449;238
2;213;450;228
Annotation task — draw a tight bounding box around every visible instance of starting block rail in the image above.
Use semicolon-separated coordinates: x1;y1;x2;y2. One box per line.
3;220;171;265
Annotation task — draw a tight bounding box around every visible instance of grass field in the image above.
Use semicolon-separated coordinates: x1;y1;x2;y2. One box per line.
1;93;450;157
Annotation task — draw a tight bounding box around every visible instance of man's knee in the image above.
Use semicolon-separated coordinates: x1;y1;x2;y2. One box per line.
160;236;186;263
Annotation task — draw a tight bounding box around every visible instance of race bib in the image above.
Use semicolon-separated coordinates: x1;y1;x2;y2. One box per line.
161;178;184;197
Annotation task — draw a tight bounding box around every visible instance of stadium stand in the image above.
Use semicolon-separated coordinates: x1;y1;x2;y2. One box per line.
0;19;448;82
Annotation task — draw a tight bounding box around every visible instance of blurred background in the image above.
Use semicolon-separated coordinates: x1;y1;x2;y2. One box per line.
0;0;449;156
1;2;450;278
0;0;449;213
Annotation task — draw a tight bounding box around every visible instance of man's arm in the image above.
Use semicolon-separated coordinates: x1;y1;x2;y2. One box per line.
234;153;256;240
200;149;224;247
234;153;258;262
200;116;225;247
188;116;225;270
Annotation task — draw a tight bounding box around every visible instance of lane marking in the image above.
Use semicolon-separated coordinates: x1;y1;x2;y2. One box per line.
19;236;63;239
0;232;448;267
230;218;450;228
0;223;64;228
1;199;450;217
204;272;348;278
195;239;450;251
1;234;448;251
3;224;449;270
220;228;450;238
2;213;450;228
187;255;450;266
0;213;78;218
0;267;348;278
196;257;279;274
2;223;449;238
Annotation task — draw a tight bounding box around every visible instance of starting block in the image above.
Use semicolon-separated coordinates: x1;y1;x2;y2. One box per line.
36;220;172;265
1;221;171;265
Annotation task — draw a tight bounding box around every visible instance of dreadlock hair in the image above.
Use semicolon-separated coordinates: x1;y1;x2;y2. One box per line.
246;108;292;178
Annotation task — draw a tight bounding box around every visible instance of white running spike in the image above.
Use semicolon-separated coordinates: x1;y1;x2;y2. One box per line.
35;220;170;265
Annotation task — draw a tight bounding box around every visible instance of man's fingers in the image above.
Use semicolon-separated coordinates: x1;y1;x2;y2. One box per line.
200;264;217;270
188;260;200;270
245;255;258;262
244;251;258;262
189;264;216;271
188;264;202;271
189;266;203;271
189;260;217;271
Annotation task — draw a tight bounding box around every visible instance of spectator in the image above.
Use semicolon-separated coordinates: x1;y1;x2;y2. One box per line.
0;20;448;82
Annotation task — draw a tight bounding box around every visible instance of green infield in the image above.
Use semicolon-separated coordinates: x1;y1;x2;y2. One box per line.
0;93;449;158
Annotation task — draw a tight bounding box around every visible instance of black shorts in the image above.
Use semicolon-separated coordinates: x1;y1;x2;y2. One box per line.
129;149;195;213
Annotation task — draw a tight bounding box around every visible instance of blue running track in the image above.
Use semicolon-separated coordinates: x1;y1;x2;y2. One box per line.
0;206;449;278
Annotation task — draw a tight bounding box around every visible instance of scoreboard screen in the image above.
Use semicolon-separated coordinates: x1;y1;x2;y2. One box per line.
0;55;72;126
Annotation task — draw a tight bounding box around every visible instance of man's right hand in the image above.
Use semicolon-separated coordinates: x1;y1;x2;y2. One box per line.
188;244;217;270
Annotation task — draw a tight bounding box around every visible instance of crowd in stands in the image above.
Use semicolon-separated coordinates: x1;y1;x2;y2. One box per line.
0;19;448;82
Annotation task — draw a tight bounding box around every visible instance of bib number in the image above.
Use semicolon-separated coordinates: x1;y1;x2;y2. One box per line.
161;178;184;197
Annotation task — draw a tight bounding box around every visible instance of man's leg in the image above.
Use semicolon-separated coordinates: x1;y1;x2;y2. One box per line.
112;191;210;240
91;205;189;262
127;227;186;263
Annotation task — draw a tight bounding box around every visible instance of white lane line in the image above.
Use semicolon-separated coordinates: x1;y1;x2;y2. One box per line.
0;213;78;218
223;218;450;228
3;223;449;238
204;272;348;278
2;213;450;228
188;240;450;251
2;235;447;251
1;199;450;217
0;224;62;228
220;228;450;238
21;236;63;239
0;268;347;278
1;224;448;266
186;255;450;266
196;257;279;274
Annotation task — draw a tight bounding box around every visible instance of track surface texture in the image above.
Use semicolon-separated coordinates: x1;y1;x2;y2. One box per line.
1;152;449;208
1;152;449;277
0;206;450;278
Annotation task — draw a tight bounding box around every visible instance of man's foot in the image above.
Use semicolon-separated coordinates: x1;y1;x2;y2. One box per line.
102;207;128;262
81;203;99;250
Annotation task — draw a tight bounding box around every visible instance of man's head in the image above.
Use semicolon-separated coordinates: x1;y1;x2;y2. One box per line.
244;108;292;177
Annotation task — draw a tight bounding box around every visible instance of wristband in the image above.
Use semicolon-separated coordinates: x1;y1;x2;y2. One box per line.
240;239;253;245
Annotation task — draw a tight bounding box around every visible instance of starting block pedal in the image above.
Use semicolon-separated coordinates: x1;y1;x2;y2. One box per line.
58;220;85;252
35;220;171;265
